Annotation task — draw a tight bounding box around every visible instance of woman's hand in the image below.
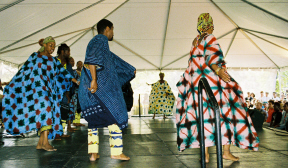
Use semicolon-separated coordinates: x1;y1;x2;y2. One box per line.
218;68;230;83
89;79;97;94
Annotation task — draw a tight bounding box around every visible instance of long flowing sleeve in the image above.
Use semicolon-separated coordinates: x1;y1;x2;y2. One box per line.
84;37;109;71
204;34;226;68
111;52;136;87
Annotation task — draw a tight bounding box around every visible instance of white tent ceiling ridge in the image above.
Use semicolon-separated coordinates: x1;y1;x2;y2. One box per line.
113;39;159;69
0;0;104;52
211;0;280;69
239;28;280;69
159;0;171;69
241;28;288;40
0;27;91;55
92;0;129;28
241;0;288;23
0;0;24;13
161;28;237;70
56;29;90;47
243;30;288;51
70;29;92;48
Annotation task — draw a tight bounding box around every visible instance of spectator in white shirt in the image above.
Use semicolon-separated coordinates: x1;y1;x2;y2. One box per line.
272;92;280;101
258;91;265;103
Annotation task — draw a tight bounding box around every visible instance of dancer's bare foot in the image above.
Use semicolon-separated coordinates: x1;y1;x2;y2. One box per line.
78;123;85;126
223;153;239;161
36;144;42;150
73;123;78;126
42;143;57;151
90;153;100;161
111;153;130;160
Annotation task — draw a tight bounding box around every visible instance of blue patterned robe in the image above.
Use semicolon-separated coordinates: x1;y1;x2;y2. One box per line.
79;34;135;129
2;52;73;139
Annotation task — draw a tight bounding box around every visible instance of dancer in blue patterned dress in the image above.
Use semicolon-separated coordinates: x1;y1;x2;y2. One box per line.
1;37;79;151
79;19;135;161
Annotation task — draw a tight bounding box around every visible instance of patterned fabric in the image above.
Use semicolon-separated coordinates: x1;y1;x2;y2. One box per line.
39;36;55;52
2;52;73;139
176;34;259;152
88;124;123;155
88;128;99;154
79;34;135;130
148;81;175;115
197;13;214;36
57;59;75;122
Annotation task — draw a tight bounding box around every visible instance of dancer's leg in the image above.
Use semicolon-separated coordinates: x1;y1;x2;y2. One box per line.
88;128;100;161
108;124;130;160
42;130;57;151
223;145;239;161
36;131;44;149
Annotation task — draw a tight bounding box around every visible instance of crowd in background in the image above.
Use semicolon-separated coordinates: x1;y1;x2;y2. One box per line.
246;91;288;131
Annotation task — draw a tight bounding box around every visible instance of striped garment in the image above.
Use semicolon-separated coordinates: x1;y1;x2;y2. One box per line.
79;34;135;130
176;34;259;152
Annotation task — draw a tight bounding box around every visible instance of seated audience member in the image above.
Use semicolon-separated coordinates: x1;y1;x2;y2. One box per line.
249;102;266;130
245;92;251;102
270;102;282;127
275;102;288;130
266;100;275;123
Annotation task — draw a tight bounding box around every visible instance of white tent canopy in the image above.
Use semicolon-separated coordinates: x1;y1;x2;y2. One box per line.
0;0;288;70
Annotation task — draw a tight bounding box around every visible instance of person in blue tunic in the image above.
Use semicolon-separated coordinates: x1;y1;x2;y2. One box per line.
79;19;136;161
1;37;79;151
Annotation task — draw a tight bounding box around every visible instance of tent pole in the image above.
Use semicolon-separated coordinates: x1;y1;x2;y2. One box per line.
239;29;280;69
224;29;238;59
210;0;280;69
0;0;104;52
69;29;91;47
0;28;91;55
113;39;159;69
243;30;288;51
57;30;88;47
92;0;130;28
162;28;236;69
241;28;288;40
0;0;24;13
241;0;288;23
159;0;172;69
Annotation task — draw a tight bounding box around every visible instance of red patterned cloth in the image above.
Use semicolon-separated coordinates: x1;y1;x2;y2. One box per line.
176;34;259;152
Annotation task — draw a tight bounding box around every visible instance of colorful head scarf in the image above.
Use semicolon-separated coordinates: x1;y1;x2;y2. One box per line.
38;36;55;52
197;13;214;35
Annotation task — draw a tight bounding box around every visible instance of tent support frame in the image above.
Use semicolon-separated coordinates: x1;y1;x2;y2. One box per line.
113;39;159;69
241;0;288;23
0;0;24;13
0;0;104;52
159;0;171;69
210;0;280;69
224;29;238;59
162;28;236;69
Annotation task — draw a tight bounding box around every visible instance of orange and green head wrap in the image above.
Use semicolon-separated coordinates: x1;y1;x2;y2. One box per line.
38;36;55;52
197;13;214;35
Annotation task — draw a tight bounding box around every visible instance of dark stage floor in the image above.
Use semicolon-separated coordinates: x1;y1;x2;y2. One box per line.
0;117;288;168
